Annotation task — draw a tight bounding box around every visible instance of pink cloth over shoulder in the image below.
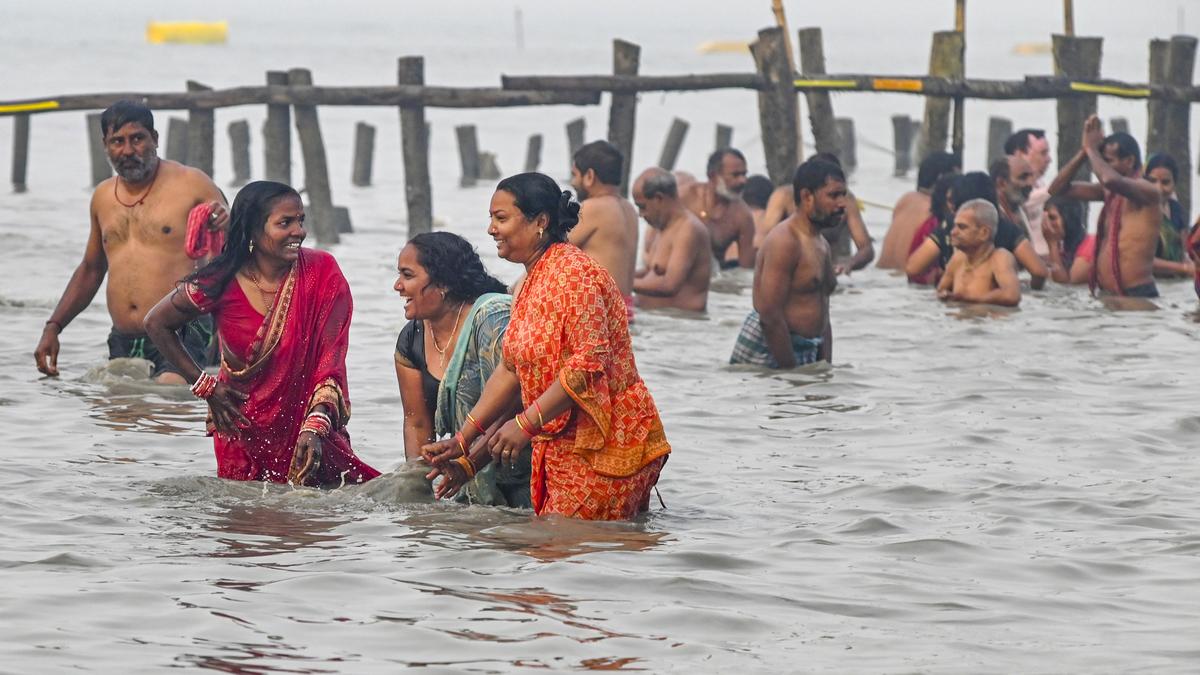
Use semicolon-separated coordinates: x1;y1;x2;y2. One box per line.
186;202;225;259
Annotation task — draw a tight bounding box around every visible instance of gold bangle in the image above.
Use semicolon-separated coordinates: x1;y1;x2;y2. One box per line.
514;414;533;437
454;454;476;479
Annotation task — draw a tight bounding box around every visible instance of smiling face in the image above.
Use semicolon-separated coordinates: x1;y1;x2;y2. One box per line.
251;194;306;266
393;243;445;321
105;121;159;183
488;190;546;264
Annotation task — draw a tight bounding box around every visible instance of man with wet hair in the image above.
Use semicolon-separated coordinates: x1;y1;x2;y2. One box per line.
631;168;711;313
731;159;845;368
34;100;229;382
990;156;1036;239
568;140;639;305
878;151;960;268
1004;128;1053;255
1048;115;1162;298
674;147;756;268
936;199;1021;307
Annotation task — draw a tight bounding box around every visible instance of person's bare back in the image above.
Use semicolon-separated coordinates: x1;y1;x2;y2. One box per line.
878;190;931;268
568;194;639;296
635;209;711;312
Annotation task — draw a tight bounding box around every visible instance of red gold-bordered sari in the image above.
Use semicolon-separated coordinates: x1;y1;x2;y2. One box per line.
185;249;379;486
504;243;670;520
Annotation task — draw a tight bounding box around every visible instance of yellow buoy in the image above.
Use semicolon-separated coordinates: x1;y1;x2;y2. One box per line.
146;21;228;45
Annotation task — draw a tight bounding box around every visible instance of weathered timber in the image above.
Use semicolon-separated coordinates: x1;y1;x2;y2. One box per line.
165;117;189;164
333;205;353;234
228;120;251;186
1163;36;1196;213
657;118;689;171
1110;117;1129;134
186;80;215;177
524;134;542;172
288;68;338;245
456;124;481;187
835;118;856;172
479;152;501;180
352;122;375;187
86;113;111;186
398;57;433;235
607;39;640;196
566;118;585;173
797;27;838;157
892;115;914;177
263;71;291;184
12;114;30;192
752;27;799;186
918;32;965;162
987;116;1013;167
500;73;765;92
1147;39;1169;157
715;124;733;151
1053;35;1102;181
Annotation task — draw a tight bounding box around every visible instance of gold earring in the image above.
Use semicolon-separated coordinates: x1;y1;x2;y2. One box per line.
538;228;544;238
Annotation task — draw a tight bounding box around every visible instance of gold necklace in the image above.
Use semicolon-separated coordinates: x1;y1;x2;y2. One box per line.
428;303;466;367
245;268;283;308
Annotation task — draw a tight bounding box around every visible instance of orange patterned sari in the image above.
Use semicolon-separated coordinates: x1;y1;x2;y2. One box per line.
504;243;670;520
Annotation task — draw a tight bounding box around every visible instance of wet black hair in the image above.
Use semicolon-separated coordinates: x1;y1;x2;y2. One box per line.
792;159;846;205
1102;132;1141;171
930;173;957;224
184;180;300;300
917;151;961;190
950;171;997;209
1145;152;1178;181
742;175;774;209
1003;128;1045;155
99;100;156;138
812;151;843;168
495;172;581;244
1045;196;1086;257
406;232;507;304
572;140;623;186
707;147;746;176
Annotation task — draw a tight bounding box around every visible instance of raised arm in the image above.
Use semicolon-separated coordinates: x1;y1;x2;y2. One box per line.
35;197;109;376
1081;115;1160;207
752;237;800;368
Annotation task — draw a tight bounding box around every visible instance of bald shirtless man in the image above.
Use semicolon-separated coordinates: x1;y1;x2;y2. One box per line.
937;199;1021;307
568;140;639;308
675;148;756;268
1048;115;1161;298
878;151;960;268
730;159;846;368
631;168;711;312
34;100;228;383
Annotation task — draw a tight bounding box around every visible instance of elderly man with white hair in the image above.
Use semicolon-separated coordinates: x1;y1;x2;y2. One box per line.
936;199;1022;307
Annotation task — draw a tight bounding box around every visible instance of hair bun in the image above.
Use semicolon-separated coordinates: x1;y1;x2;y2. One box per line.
558;190;581;233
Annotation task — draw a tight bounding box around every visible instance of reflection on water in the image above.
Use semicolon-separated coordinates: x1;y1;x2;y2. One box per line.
202;503;350;560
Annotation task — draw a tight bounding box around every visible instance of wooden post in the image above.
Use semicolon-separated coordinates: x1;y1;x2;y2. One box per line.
479;152;501;180
288;68;338;245
11;114;30;193
1109;117;1129;135
398;56;433;235
524;134;542;172
1163;36;1197;214
607;39;640;196
186;80;214;177
565;117;585;172
797;27;838;157
455;124;481;187
333;205;353;234
1052;35;1102;181
987;116;1013;167
165;117;189;165
715;124;733;151
227;120;251;187
86;113;111;187
1064;0;1075;36
263;70;291;185
953;0;967;162
352;121;375;187
891;114;914;177
1147;39;1169;157
917;31;965;162
834;118;856;172
657;117;689;170
751;27;799;186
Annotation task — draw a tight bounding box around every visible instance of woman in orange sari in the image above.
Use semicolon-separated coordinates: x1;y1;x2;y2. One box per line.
424;172;670;520
144;181;379;487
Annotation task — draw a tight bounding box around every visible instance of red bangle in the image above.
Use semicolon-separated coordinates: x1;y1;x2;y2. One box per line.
191;372;218;399
531;400;546;428
465;412;486;437
454;432;467;454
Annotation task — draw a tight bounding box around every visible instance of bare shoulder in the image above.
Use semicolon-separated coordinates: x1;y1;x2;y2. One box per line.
684;211;710;243
91;177;118;212
991;248;1018;269
761;218;801;259
945;249;965;270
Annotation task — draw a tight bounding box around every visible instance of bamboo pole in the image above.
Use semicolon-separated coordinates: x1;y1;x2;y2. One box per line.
1064;0;1075;37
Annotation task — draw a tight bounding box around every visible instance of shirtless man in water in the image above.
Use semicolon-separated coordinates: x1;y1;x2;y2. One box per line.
34;100;228;383
672;148;756;268
631;168;711;312
937;199;1021;307
877;152;960;269
1048;115;1161;298
730;159;845;368
568;141;639;304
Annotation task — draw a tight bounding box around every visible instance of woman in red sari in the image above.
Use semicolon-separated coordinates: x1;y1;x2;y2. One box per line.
144;181;379;487
424;173;670;520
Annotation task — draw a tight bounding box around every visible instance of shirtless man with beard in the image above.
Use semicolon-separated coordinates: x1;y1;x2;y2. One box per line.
670;148;756;268
34;100;228;383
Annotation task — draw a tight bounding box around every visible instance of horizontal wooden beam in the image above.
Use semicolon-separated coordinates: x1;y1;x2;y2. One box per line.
791;74;1186;100
500;73;766;92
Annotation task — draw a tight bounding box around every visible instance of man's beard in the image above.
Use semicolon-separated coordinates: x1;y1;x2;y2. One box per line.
714;177;742;200
1008;186;1031;207
111;152;157;182
812;208;845;229
574;184;589;200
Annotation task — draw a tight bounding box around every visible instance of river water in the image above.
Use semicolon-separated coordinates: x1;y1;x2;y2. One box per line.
3;1;1200;672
